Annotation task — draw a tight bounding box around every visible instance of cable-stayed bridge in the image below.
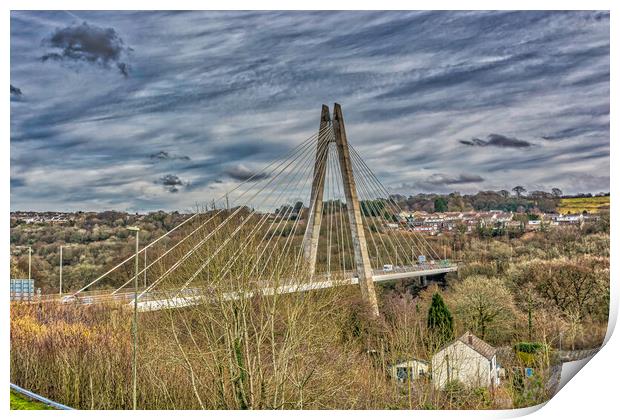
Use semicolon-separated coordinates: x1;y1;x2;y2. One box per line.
44;104;457;315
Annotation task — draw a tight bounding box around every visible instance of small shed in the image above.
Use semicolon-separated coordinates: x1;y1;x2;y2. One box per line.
389;358;429;383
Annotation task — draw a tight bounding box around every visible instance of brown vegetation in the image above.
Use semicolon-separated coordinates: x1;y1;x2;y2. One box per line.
10;210;609;409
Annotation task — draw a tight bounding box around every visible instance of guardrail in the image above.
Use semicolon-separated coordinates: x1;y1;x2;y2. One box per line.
10;383;74;410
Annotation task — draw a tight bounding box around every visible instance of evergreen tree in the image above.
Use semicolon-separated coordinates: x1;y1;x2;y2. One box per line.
434;197;448;212
427;292;454;346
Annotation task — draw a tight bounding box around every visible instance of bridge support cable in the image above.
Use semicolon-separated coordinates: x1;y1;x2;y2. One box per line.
110;127;330;297
352;160;415;267
332;148;351;276
173;127;333;297
72;125;331;297
292;138;332;277
63;104;455;314
332;103;379;316
332;144;357;275
348;144;422;262
164;138;322;298
326;143;355;275
331;143;357;278
253;133;327;278
348;143;442;261
350;151;425;267
325;145;335;277
253;127;334;283
341;140;407;268
254;136;333;289
321;141;347;279
214;127;334;286
354;155;438;264
222;127;332;281
243;132;332;290
301;104;332;277
140;128;329;300
356;181;407;268
348;141;441;260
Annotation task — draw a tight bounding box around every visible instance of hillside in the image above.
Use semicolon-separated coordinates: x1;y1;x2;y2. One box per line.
558;196;610;215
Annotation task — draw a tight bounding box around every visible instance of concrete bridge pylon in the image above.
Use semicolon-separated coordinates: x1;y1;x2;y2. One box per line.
302;103;379;317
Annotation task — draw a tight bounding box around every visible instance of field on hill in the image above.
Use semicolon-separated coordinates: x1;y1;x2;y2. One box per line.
558;196;609;215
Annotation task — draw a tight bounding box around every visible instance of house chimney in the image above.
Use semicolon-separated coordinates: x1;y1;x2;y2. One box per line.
468;333;473;345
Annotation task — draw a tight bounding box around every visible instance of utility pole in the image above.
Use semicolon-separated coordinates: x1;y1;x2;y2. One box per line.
28;246;32;280
128;226;140;410
59;245;63;296
226;193;230;212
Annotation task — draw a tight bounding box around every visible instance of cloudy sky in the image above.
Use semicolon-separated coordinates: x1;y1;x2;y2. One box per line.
10;11;609;212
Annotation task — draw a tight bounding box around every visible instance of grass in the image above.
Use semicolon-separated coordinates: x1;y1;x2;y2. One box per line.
557;196;609;215
10;390;54;410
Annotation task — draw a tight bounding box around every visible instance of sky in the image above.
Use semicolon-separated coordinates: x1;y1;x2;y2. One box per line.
10;11;610;212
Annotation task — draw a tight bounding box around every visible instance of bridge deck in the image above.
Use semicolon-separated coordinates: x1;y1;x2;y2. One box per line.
31;264;457;311
136;264;458;312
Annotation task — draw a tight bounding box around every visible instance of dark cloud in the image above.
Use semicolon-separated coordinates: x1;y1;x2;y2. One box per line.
224;164;269;181
150;151;191;161
160;174;185;193
426;173;485;185
482;142;609;173
10;84;22;96
541;123;609;140
40;21;131;77
460;134;532;148
11;177;26;188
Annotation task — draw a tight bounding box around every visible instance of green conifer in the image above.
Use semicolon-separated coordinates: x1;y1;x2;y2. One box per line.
427;292;454;346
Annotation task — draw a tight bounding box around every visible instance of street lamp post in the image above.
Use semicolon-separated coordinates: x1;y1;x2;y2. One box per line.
144;247;147;288
28;246;32;280
59;245;63;296
128;226;140;410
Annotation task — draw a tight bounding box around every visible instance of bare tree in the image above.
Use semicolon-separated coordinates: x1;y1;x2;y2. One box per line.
448;275;516;341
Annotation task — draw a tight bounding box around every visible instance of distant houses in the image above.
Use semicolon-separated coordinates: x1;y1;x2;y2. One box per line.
398;210;515;235
11;211;71;224
392;209;600;235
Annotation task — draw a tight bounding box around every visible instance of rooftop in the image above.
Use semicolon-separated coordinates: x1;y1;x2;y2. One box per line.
456;331;497;360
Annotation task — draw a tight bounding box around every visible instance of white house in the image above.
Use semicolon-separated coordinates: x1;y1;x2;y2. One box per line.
431;332;500;389
390;358;430;383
